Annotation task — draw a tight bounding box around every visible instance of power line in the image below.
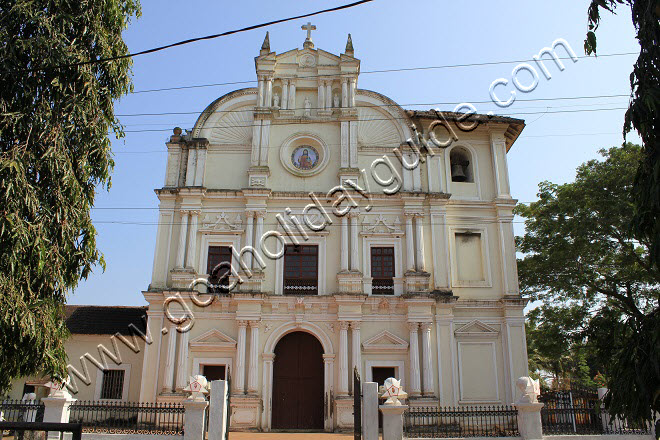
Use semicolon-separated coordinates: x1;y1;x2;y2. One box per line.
115;107;628;134
116;94;630;118
17;0;375;74
130;52;637;95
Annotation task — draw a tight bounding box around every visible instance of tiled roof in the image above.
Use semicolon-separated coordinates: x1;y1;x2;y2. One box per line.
64;305;148;336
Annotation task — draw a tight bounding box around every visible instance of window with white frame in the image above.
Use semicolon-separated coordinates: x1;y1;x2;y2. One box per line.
370;247;395;295
283;245;318;295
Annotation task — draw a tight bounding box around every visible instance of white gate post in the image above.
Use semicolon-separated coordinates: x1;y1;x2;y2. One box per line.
42;393;75;440
363;382;378;440
182;397;208;440
379;405;407;440
207;380;229;440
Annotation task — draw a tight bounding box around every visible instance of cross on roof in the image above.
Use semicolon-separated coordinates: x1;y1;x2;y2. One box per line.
301;22;316;43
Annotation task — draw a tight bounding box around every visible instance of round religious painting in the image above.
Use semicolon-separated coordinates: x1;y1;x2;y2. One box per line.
291;145;319;170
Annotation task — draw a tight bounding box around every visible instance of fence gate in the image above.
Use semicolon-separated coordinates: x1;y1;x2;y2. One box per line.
354;367;361;440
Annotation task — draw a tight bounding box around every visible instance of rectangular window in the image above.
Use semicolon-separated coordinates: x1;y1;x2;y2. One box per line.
100;369;125;400
207;246;232;293
371;247;395;294
283;245;318;295
202;365;226;381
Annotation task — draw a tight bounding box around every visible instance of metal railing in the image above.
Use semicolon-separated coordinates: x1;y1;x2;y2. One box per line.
68;401;184;434
541;407;653;435
283;279;318;295
0;399;44;423
372;278;395;294
404;405;519;438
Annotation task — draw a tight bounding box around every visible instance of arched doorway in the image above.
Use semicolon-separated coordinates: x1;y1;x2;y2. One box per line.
271;331;324;430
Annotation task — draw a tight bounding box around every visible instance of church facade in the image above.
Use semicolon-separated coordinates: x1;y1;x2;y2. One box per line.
8;26;528;433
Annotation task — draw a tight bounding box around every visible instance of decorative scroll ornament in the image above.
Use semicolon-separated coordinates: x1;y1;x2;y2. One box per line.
362;214;402;234
380;377;408;406
515;376;541;404
201;213;242;231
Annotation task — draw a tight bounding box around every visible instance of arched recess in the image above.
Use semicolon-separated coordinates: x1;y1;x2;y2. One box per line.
444;142;482;199
261;321;335;432
191;88;258;140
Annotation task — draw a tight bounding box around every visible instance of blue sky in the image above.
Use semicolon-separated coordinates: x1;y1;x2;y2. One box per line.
70;0;641;306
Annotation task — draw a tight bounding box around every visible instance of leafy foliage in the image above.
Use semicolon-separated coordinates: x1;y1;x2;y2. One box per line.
584;0;660;270
516;144;659;424
0;0;140;394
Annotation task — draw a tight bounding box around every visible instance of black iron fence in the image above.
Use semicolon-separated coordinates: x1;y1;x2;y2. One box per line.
541;406;653;435
0;399;44;423
404;405;519;438
68;401;184;435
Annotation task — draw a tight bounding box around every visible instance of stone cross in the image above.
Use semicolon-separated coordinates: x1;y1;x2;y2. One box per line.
302;22;316;43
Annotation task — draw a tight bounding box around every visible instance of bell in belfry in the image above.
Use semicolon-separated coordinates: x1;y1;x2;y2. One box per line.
451;161;468;182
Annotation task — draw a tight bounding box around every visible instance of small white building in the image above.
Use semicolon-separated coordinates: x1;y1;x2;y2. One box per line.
9;26;529;433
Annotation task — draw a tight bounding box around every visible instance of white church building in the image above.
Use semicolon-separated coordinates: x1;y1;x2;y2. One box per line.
9;26;529;433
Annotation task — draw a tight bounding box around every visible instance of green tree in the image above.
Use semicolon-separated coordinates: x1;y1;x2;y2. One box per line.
516;143;659;424
0;0;140;394
584;1;660;269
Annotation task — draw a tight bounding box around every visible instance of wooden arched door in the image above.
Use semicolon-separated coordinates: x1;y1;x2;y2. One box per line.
271;331;324;430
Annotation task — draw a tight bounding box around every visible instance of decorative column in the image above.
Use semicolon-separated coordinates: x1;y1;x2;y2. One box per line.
351;321;362;379
257;75;265;107
186;210;199;269
247;321;260;393
288;82;296;111
340;216;349;271
338;321;349;395
162;323;177;392
261;353;275;430
405;214;415;272
318;82;325;110
281;79;289;110
349;78;357;107
235;320;247;394
341;78;348;108
414;214;426;272
176;329;190;390
175;210;189;268
325;81;332;109
244;211;254;269
265;76;273;107
350;212;360;271
254;212;264;269
420;322;434;396
408;322;421;396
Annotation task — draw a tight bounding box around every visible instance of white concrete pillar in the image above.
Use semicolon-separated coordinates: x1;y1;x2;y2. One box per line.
162;323;177;392
414;214;426;272
43;394;75;440
254;212;264;269
405;214;415;272
182;398;208;440
420;322;434;396
176;329;190;390
186;210;199;269
349;78;356;107
289;82;296;111
257;76;265;107
265;76;273;107
351;321;362;379
247;321;260;393
340;216;349;271
318;82;325;110
363;382;379;440
341;78;348;108
175;211;189;268
208;380;229;440
235;320;247;394
338;321;349;395
380;404;408;440
515;402;544;440
244;211;254;269
325;81;332;109
408;322;421;396
281;80;289;110
350;213;360;271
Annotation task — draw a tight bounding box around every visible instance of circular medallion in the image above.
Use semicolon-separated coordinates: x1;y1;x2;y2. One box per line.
300;54;316;67
291;145;319;170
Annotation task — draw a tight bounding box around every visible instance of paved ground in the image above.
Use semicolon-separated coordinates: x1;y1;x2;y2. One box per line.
229;433;373;439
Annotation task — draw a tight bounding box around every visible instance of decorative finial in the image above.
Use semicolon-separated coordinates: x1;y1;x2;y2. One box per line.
345;33;354;56
301;22;316;48
260;31;270;55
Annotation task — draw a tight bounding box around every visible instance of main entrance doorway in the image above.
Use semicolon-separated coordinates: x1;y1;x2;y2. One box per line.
271;331;324;430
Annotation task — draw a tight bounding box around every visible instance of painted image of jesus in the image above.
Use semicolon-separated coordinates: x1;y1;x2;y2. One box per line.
292;146;318;170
